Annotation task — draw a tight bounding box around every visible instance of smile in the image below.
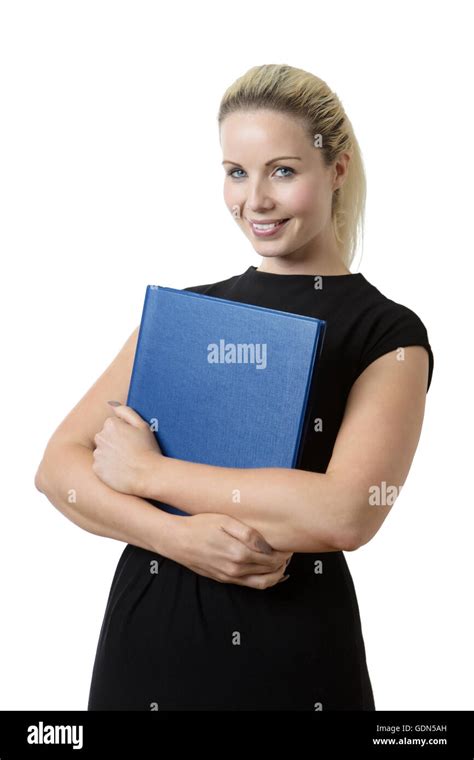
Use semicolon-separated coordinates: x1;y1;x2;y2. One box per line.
247;218;291;237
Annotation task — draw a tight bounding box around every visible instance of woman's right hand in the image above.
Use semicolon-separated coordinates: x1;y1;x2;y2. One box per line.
172;513;293;589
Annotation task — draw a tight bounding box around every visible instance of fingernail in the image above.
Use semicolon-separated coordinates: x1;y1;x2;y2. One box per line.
278;574;290;583
255;538;273;555
285;558;291;566
107;400;121;406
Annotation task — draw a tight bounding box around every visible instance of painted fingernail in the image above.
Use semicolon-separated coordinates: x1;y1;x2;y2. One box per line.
107;400;121;406
278;574;290;583
256;538;273;554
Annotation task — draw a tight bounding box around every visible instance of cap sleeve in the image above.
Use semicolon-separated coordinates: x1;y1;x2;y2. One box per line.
355;305;434;393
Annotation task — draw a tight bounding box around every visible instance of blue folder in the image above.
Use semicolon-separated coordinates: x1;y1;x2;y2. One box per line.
126;285;326;516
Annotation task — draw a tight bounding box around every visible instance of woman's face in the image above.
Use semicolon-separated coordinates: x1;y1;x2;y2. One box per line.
220;109;348;263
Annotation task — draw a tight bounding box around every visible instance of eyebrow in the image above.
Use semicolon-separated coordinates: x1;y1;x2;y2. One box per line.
221;156;302;166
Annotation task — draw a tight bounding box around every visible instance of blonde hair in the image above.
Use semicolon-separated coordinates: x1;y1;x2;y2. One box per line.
217;64;366;269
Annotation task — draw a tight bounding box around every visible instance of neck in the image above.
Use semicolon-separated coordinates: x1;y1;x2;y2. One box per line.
255;234;351;276
256;257;351;276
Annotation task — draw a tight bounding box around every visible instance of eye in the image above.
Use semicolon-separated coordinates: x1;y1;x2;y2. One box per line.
226;168;246;179
274;166;295;178
225;166;296;179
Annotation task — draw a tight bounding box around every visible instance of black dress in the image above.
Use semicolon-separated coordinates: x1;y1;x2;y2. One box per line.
87;266;434;711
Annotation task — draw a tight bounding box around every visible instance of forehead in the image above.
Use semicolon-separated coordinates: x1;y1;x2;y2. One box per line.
220;110;311;151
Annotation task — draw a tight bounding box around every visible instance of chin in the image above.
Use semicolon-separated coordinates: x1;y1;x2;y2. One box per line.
254;250;293;259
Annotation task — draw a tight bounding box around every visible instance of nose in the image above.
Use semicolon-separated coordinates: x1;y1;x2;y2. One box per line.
246;179;275;213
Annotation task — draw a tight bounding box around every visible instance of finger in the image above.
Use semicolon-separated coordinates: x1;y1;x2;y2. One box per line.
231;558;288;575
219;521;274;555
219;532;277;571
107;401;149;429
233;565;290;589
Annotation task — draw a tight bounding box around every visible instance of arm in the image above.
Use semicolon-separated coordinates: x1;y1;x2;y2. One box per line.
137;346;430;553
140;457;344;553
35;440;182;555
34;326;184;557
34;326;290;589
37;439;297;589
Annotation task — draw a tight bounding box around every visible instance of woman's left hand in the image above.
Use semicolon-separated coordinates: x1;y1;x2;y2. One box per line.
92;401;162;495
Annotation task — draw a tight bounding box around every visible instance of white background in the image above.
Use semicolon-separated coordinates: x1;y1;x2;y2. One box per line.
1;0;471;710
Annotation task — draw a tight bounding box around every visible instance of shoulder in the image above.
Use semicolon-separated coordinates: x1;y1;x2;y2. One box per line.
182;271;244;296
352;275;434;392
356;275;427;324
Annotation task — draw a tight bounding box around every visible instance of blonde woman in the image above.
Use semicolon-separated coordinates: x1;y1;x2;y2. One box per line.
35;64;433;711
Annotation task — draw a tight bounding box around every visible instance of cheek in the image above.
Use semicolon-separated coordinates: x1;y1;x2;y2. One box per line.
283;181;326;217
223;180;242;216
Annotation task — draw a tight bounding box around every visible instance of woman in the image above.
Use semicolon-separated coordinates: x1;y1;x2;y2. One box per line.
36;64;433;710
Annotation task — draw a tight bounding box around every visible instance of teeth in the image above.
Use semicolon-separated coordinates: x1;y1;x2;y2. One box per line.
253;220;285;230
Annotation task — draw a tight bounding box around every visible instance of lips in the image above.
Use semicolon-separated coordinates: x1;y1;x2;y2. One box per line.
249;218;289;227
247;218;291;237
248;218;289;226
